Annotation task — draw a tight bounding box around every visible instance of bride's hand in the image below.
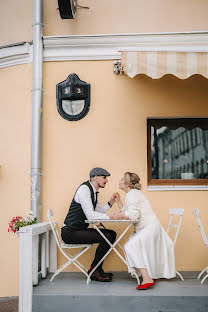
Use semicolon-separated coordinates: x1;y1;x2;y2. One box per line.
107;212;115;219
114;192;120;201
108;211;120;219
109;210;128;220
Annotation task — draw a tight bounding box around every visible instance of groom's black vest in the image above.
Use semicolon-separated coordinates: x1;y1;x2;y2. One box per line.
64;181;97;231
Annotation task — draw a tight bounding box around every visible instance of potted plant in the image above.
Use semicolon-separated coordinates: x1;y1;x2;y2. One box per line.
8;211;37;233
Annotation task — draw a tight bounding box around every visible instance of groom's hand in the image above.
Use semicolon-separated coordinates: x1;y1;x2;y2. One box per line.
114;192;120;202
113;192;120;202
109;192;120;205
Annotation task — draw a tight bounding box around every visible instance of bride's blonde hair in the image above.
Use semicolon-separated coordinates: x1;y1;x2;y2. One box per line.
124;172;141;190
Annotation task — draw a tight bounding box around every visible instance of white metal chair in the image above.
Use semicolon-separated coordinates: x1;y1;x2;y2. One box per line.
167;208;185;281
193;208;208;284
47;209;92;282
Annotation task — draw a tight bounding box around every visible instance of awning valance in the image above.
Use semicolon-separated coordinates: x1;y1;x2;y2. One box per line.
121;51;208;79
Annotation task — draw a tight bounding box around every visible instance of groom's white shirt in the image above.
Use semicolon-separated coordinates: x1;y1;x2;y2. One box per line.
63;182;110;228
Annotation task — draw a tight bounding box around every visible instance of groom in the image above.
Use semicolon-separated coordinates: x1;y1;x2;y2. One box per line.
61;167;118;282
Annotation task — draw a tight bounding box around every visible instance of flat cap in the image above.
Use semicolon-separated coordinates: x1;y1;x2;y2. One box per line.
90;167;111;178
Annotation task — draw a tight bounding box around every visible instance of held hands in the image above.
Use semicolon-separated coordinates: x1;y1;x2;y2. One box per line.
108;192;120;206
108;210;129;220
107;192;128;219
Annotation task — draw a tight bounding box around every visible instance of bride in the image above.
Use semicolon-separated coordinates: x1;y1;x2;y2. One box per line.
108;172;176;290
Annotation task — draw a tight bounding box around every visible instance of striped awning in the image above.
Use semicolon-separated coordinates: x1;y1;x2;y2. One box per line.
121;51;208;79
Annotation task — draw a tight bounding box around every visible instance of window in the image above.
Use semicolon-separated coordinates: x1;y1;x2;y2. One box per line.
147;118;208;185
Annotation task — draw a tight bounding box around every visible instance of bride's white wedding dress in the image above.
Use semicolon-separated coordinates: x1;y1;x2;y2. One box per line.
123;189;176;279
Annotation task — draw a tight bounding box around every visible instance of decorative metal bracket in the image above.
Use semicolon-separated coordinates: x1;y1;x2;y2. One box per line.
113;60;124;75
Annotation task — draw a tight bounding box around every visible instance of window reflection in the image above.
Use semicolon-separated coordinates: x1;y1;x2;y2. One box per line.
151;127;208;179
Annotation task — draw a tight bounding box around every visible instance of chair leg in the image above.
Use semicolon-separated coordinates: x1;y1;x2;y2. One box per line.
201;272;208;284
176;271;184;281
131;271;140;285
66;247;91;275
72;260;90;278
50;260;72;282
65;250;88;272
73;258;88;272
198;267;208;279
50;258;90;282
50;247;92;281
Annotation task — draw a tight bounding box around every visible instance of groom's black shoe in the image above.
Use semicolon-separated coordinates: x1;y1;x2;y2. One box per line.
88;268;113;280
88;267;113;279
89;270;112;282
100;269;113;278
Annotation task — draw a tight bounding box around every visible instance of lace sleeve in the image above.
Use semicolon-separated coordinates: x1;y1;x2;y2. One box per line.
124;191;141;220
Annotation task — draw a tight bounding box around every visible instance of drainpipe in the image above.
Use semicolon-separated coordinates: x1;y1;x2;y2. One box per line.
31;0;43;221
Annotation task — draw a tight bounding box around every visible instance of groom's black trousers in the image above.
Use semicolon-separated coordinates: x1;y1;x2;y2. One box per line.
61;227;116;271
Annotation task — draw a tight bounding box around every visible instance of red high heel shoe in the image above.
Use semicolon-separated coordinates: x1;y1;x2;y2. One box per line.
136;282;154;290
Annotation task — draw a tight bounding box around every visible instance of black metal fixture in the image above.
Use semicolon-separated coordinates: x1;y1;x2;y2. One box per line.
58;0;77;19
113;60;124;75
56;74;90;121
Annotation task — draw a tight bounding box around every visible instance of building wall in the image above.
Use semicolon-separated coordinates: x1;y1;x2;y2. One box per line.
1;0;208;45
0;0;33;46
1;60;208;297
0;64;32;296
1;0;208;298
43;0;208;35
42;60;208;275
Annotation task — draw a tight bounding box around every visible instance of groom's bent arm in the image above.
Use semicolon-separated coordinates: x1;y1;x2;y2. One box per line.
76;185;110;220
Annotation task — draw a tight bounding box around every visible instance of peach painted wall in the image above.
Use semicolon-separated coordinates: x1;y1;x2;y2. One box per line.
1;61;208;297
44;0;208;36
0;0;33;46
1;0;208;298
0;64;32;296
1;0;208;46
41;60;208;274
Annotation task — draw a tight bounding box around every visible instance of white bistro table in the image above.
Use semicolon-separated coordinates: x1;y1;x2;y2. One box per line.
85;219;140;284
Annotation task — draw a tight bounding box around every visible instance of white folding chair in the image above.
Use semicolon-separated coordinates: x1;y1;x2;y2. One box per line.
167;208;184;281
47;209;92;282
193;208;208;284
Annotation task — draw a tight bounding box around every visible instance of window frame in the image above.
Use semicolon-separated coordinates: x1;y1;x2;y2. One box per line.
147;118;208;186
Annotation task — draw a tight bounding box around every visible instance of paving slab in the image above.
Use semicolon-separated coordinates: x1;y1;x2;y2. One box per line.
0;297;18;312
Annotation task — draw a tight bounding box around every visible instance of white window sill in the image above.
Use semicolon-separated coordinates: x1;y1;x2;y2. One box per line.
147;185;208;191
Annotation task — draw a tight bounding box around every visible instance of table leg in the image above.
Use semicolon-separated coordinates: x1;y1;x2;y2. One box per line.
87;223;137;284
